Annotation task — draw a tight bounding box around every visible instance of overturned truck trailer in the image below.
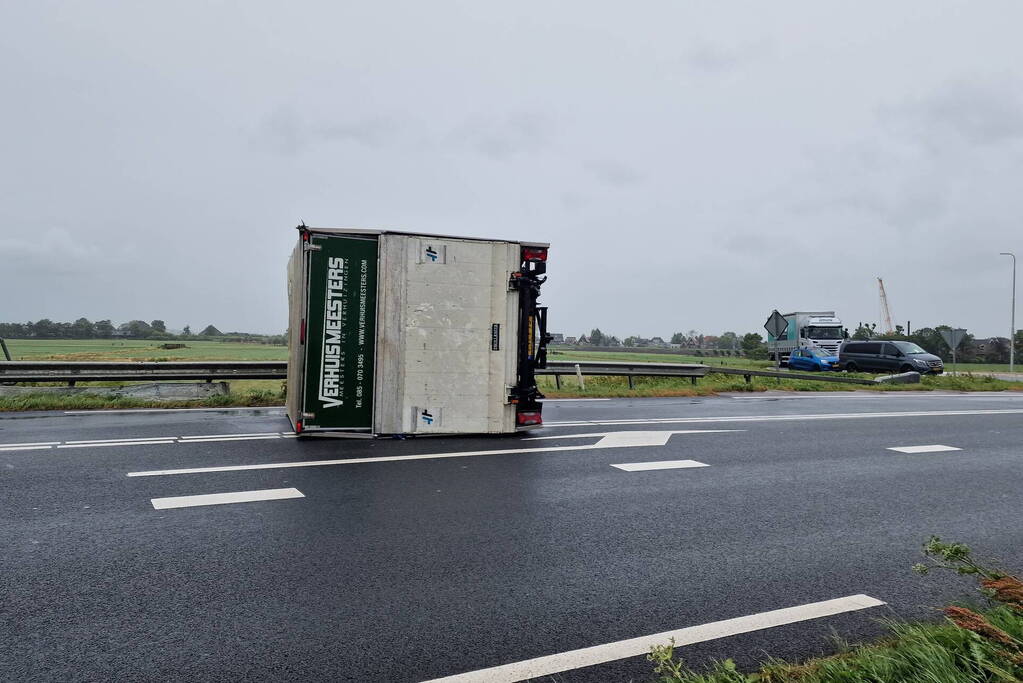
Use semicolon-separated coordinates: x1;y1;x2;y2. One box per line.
286;226;551;436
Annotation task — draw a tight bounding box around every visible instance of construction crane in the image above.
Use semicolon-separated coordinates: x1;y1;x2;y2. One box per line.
877;277;894;334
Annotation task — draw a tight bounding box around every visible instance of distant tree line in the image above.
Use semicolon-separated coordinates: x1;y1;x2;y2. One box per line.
0;319;286;345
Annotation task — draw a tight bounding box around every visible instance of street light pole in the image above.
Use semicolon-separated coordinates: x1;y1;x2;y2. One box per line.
1000;252;1016;373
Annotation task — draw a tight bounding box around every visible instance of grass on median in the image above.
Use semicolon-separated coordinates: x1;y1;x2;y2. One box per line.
539;372;1023;399
0;385;285;412
649;538;1023;682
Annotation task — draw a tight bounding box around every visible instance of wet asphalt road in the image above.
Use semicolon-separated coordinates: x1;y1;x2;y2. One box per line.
3;391;1023;681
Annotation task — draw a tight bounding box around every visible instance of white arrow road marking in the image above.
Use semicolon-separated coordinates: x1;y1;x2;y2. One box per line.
525;429;742;442
126;430;729;477
887;444;962;454
151;487;304;510
611;460;709;471
421;594;886;683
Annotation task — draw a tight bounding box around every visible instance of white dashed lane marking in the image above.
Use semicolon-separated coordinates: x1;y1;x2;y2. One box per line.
151;487;305;510
611;460;709;471
887;444;962;454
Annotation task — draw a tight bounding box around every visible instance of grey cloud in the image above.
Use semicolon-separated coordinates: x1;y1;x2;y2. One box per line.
884;80;1023;145
685;41;772;72
313;118;397;147
257;108;398;154
583;160;643;187
447;113;555;161
0;228;136;275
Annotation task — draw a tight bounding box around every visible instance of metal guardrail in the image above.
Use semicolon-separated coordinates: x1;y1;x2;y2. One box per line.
0;361;288;384
0;359;874;387
538;360;708;389
538;361;875;387
711;367;878;386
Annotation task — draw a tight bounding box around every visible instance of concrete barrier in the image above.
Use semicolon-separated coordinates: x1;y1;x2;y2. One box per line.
875;371;921;384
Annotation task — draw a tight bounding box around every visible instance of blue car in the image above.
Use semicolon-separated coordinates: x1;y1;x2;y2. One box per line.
788;347;840;371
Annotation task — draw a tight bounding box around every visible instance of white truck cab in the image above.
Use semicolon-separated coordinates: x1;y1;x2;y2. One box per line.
766;311;847;362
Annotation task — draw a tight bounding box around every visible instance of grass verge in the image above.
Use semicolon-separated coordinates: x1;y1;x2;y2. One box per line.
0;388;284;412
649;538;1023;682
540;373;1023;399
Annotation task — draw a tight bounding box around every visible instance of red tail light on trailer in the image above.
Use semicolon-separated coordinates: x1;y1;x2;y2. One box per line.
522;247;548;262
516;410;543;426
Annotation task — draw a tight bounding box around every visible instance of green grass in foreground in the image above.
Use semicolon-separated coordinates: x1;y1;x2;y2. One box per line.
650;607;1023;682
650;538;1023;682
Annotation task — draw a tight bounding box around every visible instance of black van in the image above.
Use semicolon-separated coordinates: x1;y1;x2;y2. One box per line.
839;340;944;374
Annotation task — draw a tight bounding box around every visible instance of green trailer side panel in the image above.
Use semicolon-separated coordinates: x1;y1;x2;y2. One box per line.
302;235;378;429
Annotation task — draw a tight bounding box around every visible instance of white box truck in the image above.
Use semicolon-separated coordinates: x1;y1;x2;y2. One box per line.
286;226;551;436
765;311;847;361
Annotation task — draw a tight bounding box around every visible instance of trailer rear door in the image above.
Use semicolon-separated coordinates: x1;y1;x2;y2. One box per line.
300;234;379;431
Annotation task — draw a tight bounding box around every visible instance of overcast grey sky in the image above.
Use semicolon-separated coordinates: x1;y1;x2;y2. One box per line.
2;2;1022;337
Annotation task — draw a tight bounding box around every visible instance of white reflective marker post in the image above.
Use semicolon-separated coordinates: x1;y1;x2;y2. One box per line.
1000;252;1016;374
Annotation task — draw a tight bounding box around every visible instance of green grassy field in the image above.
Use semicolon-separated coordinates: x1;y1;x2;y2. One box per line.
5;338;288;361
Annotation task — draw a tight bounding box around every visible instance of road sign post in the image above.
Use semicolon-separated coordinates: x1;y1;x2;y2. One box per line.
764;310;789;372
939;328;968;375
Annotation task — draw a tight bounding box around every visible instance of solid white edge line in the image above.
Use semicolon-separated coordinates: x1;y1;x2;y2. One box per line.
611;460;709;471
887;444;962;454
59;440;177;449
151;487;304;510
128;444;602;476
0;445;55;452
179;432;285;439
63;406;286;415
125;434;673;477
174;437;280;443
0;441;60;448
65;436;182;444
541;398;612;402
422;594;886;683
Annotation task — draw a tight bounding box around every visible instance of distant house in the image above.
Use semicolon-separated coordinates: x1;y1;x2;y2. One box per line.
565;336;577;345
549;333;565;344
649;337;668;347
973;337;1008;351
